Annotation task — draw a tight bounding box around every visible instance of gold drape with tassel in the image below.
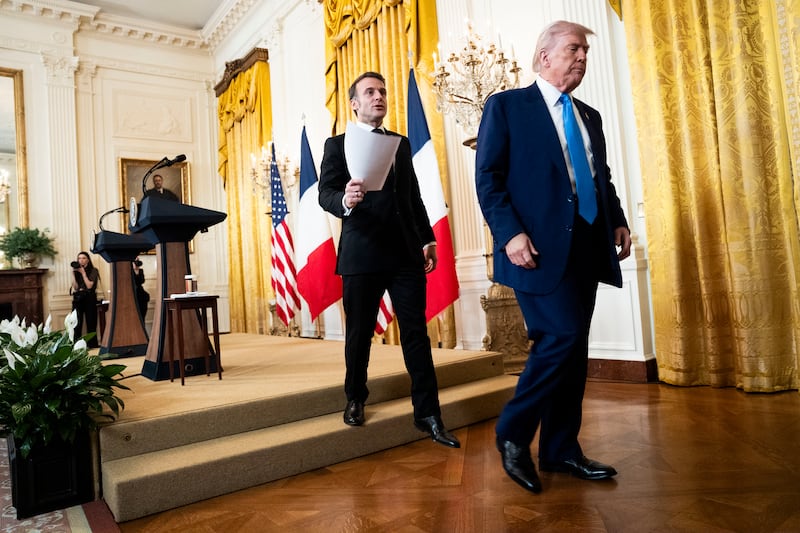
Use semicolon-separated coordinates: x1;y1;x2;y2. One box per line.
217;60;275;333
322;0;457;348
622;1;800;390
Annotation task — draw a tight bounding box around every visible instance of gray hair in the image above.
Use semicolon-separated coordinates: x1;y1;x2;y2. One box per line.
532;20;595;72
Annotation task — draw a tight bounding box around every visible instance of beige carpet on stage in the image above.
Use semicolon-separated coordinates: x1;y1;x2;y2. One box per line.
0;332;512;526
105;332;504;424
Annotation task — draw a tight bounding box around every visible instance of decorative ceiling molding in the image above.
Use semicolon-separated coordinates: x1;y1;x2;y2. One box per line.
1;0;208;50
202;0;258;51
83;14;207;49
1;0;315;53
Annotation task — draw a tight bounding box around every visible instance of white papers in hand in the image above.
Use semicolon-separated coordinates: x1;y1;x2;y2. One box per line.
344;121;400;191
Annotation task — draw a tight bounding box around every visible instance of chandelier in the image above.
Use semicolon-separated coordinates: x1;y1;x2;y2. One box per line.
0;169;10;203
432;23;521;148
250;144;297;212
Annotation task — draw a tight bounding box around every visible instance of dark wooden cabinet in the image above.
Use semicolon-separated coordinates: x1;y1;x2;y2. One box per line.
0;269;47;324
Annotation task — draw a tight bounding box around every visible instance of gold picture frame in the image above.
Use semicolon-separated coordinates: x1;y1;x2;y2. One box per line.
119;157;192;252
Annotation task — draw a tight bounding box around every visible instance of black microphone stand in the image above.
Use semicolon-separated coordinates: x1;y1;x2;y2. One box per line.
98;206;129;232
140;154;186;197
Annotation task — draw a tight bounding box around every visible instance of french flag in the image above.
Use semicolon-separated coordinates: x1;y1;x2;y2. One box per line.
407;69;460;321
295;126;342;321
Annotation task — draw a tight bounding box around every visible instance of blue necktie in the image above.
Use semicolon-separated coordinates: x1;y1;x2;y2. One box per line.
560;93;597;223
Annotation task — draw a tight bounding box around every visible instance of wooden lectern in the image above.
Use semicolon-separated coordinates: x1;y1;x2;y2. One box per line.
129;195;226;381
91;230;153;357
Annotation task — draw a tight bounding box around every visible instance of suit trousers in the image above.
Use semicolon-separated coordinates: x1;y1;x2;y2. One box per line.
495;215;605;462
72;291;100;349
342;268;441;419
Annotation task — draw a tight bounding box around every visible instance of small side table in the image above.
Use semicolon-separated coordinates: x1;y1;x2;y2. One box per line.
164;295;222;385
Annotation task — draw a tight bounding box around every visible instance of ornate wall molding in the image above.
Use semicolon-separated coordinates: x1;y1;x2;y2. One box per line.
260;20;283;54
76;54;212;83
112;89;193;143
75;60;97;94
40;53;78;86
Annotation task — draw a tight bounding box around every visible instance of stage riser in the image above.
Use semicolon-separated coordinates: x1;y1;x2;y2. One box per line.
99;353;506;462
101;376;516;522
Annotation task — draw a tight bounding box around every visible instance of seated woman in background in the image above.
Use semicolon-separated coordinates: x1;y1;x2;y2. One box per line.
70;251;100;348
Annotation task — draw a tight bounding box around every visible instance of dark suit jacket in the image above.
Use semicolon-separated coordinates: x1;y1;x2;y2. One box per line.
475;82;628;295
318;130;435;275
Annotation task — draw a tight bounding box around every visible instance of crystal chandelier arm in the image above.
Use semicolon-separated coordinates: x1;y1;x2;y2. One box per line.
430;23;521;140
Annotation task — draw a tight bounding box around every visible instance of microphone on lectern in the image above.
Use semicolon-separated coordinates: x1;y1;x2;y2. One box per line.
166;154;187;166
98;206;129;231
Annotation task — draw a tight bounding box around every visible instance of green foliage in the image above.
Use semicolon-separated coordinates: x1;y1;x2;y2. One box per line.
0;315;129;458
0;227;58;261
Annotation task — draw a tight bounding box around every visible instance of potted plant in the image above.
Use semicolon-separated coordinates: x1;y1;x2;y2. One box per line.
0;226;58;268
0;311;129;518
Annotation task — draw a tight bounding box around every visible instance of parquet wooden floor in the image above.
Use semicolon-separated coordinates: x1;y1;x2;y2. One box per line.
118;381;800;533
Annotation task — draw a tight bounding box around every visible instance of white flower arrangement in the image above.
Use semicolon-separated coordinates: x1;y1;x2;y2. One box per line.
0;311;129;458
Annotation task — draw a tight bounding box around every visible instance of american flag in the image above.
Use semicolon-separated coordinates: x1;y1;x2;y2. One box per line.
270;143;299;326
375;290;393;335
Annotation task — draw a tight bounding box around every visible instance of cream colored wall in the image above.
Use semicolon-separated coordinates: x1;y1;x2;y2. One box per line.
0;5;229;331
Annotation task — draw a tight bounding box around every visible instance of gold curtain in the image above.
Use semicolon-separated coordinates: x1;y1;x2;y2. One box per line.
608;0;622;19
217;61;275;333
322;0;457;348
622;1;800;390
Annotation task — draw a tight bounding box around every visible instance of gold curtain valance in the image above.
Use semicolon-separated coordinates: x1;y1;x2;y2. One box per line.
216;55;272;188
214;48;269;97
324;0;402;47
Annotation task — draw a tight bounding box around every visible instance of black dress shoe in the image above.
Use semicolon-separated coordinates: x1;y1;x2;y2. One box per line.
414;416;461;448
496;438;542;494
539;455;617;480
343;400;364;426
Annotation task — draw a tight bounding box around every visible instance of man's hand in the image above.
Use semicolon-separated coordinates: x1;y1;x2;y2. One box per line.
423;244;438;273
505;233;539;269
344;179;366;208
615;227;632;260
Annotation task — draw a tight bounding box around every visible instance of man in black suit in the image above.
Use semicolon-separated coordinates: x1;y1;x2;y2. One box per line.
476;21;631;493
318;71;459;448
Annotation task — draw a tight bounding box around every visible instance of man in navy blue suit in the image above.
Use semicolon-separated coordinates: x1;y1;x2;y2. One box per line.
476;20;632;493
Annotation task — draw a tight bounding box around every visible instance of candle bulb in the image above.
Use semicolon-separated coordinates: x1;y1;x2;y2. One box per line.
250;153;256;170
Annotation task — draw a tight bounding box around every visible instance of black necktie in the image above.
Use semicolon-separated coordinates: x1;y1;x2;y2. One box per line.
372;128;385;134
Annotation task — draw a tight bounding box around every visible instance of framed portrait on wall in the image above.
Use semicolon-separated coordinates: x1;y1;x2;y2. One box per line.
119;157;192;251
